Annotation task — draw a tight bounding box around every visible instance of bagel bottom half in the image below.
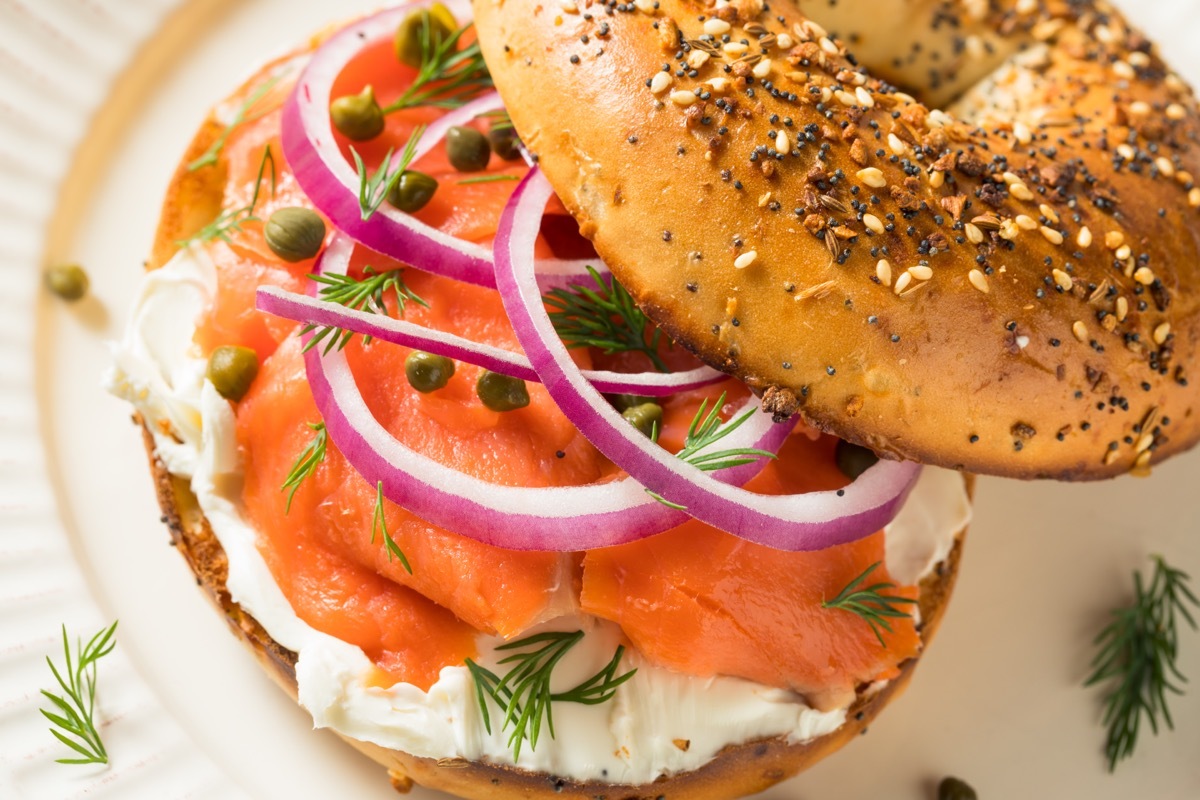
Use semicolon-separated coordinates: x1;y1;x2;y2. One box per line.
133;55;973;800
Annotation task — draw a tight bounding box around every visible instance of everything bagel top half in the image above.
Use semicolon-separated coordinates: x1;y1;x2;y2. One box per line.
476;0;1200;480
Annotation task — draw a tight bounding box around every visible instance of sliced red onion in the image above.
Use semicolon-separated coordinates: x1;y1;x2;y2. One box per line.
281;2;598;292
300;239;789;550
258;283;724;397
493;170;922;551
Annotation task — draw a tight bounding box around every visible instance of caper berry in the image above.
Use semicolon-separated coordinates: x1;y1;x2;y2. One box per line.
405;351;455;393
937;777;977;800
394;4;456;67
622;403;663;438
330;85;385;141
487;124;522;161
610;394;654;412
387;170;439;213
476;370;530;412
446;126;491;172
44;263;89;301
207;345;259;401
264;207;326;262
835;439;879;480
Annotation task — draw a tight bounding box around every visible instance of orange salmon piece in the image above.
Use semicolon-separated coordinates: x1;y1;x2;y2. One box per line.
580;434;921;708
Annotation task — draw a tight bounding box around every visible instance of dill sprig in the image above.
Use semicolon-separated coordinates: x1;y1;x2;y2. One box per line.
280;422;327;512
381;22;492;113
301;266;428;353
40;621;119;765
351;126;426;221
188;75;281;171
646;391;777;509
545;267;669;373
822;562;918;647
181;146;276;246
372;481;412;574
1086;555;1198;771
466;631;636;760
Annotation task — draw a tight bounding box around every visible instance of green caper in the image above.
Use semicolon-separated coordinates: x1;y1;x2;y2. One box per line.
394;4;456;67
330;85;385;141
44;263;89;301
207;346;259;401
446;126;491;172
264;207;326;262
476;370;530;412
487;124;522;161
937;777;977;800
835;439;879;480
622;403;663;438
387;170;439;213
405;351;455;393
609;394;654;412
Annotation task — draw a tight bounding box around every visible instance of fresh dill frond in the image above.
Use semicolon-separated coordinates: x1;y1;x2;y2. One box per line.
476;107;514;131
188;75;281;171
372;481;412;574
822;562;918;647
544;267;669;373
466;630;636;760
301;265;428;354
1086;555;1198;771
180;146;277;246
40;621;119;765
457;174;520;185
382;22;492;113
645;392;777;508
280;422;327;512
351;126;426;221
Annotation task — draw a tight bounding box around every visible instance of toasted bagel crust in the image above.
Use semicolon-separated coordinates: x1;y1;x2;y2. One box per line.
476;0;1200;480
137;37;970;798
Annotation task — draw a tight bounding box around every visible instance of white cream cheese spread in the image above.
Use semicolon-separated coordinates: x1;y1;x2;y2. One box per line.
107;246;971;784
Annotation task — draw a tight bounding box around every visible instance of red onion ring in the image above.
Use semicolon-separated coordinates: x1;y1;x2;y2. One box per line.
281;2;597;291
493;169;922;551
301;239;790;550
256;239;725;396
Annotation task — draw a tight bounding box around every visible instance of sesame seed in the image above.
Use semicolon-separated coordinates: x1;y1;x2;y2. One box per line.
670;90;697;106
876;258;893;286
649;71;672;94
856;86;874;107
908;264;933;281
968;268;990;294
1116;296;1129;321
752;59;772;79
929;169;945;189
734;251;758;269
863;214;884;235
1105;231;1125;249
775;130;789;152
1189;188;1200;208
887;133;907;156
835;90;857;107
1015;214;1038;231
1077;226;1093;248
1167;103;1187;121
776;33;794;49
1154;322;1171;345
965;223;985;244
1010;183;1035;201
1115;244;1132;261
819;37;839;55
1136;434;1154;454
1002;172;1021;185
1040;226;1064;245
1052;269;1073;291
1013;121;1033;145
702;18;730;35
723;41;749;56
1073;320;1088;342
999;219;1019;241
1133;267;1156;285
857;167;886;188
687;50;710;69
893;271;912;294
1112;60;1135;80
1117;143;1136;161
1156;157;1176;177
1039;204;1059;225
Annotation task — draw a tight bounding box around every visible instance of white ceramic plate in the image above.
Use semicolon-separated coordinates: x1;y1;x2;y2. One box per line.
4;1;1200;798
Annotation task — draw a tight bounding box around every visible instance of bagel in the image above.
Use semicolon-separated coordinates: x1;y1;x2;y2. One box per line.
477;0;1200;480
105;4;985;799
